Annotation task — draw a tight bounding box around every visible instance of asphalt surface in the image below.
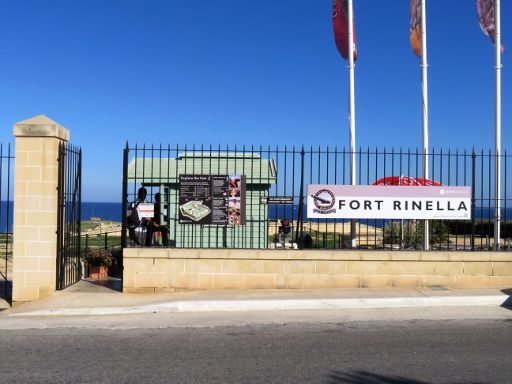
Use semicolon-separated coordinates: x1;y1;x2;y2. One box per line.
1;308;511;383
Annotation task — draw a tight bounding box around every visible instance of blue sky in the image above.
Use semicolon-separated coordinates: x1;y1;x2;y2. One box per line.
0;1;509;201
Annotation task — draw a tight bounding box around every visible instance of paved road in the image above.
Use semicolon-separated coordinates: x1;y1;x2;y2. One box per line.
0;308;511;383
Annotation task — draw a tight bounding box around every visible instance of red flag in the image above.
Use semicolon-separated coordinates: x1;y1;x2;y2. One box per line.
332;0;357;61
410;0;422;57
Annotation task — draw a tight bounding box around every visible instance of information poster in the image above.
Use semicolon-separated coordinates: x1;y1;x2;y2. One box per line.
179;175;246;225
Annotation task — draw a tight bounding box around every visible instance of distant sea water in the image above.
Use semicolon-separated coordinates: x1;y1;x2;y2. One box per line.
81;202;122;222
0;202;123;232
2;201;512;233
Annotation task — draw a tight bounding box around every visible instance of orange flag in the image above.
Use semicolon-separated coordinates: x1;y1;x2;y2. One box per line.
410;0;422;57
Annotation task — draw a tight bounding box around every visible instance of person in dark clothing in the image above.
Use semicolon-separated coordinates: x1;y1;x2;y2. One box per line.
151;193;169;246
127;187;150;246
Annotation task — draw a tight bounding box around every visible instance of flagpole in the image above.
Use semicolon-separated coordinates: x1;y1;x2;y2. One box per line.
494;0;501;250
347;0;357;248
420;0;429;251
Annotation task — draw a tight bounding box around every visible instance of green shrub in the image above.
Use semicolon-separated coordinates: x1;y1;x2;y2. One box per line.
383;220;450;248
83;248;113;267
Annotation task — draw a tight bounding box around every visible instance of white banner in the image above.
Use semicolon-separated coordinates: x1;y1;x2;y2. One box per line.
307;185;471;220
137;203;154;218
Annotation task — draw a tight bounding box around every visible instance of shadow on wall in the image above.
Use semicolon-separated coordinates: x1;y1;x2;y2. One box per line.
0;280;11;305
326;370;484;384
501;288;512;309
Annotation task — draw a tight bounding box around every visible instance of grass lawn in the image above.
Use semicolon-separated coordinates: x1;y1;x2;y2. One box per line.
82;233;121;249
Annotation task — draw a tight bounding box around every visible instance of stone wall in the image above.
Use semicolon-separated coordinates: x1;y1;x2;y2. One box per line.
12;115;69;302
123;248;512;293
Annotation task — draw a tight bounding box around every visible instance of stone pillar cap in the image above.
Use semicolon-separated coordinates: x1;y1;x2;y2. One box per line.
13;114;69;141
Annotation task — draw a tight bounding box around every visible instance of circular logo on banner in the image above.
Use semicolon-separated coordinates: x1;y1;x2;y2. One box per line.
312;189;336;214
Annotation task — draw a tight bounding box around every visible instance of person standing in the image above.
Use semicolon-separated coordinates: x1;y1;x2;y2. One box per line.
127;187;150;246
151;192;169;246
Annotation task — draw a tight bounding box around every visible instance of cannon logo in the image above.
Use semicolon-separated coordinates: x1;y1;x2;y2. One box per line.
312;189;336;214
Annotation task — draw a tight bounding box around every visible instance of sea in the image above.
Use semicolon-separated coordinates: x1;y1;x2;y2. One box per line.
1;201;511;233
0;202;122;233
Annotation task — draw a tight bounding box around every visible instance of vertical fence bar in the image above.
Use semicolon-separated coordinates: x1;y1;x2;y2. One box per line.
461;149;466;249
342;147;346;248
5;144;10;295
0;143;3;294
504;150;508;245
65;143;70;286
0;143;13;299
480;150;484;250
326;146;329;248
77;148;82;280
357;147;362;248
488;149;492;249
258;145;263;249
296;147;305;245
317;146;321;247
174;144;179;248
0;143;3;297
375;147;379;249
333;146;338;249
291;146;296;248
121;142;129;249
471;150;476;251
56;142;63;290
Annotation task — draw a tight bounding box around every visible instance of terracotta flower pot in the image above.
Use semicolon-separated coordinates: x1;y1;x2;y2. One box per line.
89;265;108;279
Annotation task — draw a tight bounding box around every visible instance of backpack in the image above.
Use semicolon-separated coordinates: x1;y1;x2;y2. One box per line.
127;201;142;229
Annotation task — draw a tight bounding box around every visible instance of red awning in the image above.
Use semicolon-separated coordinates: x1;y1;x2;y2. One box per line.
372;176;442;186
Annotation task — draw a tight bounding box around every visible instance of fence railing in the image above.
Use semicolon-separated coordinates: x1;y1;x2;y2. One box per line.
121;144;512;251
0;142;13;300
80;230;122;277
56;142;82;290
82;231;122;253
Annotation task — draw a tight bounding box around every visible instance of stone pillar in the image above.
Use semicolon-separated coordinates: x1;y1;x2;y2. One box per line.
12;115;69;302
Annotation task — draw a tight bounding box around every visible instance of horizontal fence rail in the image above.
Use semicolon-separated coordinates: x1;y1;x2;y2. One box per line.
121;144;512;252
82;230;122;253
0;142;13;300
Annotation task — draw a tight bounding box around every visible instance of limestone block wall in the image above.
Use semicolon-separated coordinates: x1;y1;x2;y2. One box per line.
123;249;512;293
12;115;69;302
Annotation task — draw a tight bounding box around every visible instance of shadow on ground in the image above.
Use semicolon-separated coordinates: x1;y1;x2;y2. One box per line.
326;370;486;384
66;277;122;293
501;288;512;309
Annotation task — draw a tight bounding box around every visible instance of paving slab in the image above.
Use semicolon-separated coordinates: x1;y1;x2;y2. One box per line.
5;279;511;317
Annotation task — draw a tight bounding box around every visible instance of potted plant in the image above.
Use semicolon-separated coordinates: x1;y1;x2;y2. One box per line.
83;249;113;279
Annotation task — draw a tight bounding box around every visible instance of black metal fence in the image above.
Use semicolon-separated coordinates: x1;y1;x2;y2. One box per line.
122;144;512;251
80;230;122;278
82;231;121;254
56;142;82;290
0;142;13;300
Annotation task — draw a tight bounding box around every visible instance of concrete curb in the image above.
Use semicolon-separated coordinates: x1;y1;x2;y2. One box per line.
10;294;511;317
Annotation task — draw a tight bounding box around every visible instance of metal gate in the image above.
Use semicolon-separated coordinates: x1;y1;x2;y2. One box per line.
0;142;13;301
56;142;82;290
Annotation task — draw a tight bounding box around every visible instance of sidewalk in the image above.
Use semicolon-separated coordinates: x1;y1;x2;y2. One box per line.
5;279;512;317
